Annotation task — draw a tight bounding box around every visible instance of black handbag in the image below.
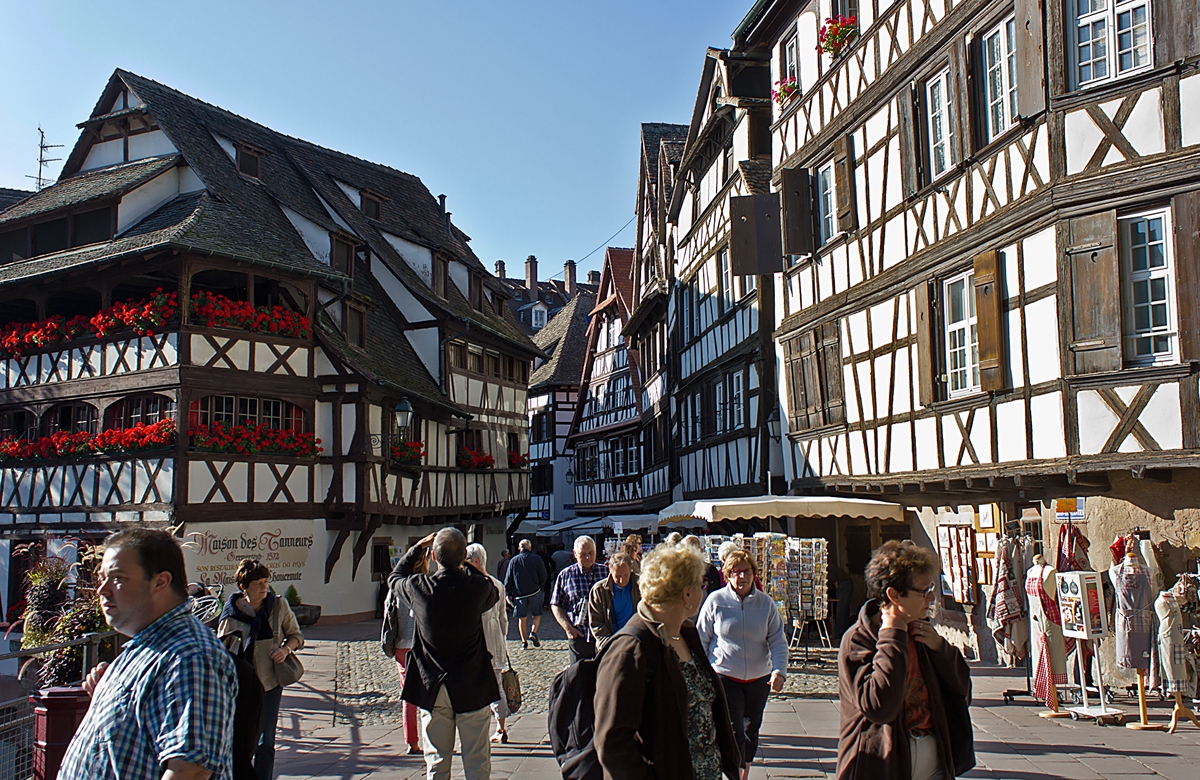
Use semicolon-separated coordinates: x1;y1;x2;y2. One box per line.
941;687;975;776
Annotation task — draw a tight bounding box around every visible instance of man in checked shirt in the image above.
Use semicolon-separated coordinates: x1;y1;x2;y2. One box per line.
60;529;237;780
550;535;609;664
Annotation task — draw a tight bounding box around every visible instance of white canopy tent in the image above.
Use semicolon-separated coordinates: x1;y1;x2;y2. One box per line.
536;514;658;537
658;495;903;525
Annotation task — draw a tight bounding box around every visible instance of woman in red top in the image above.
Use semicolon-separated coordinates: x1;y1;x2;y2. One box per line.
835;541;971;780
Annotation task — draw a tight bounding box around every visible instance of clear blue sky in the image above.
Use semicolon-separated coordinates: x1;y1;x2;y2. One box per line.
0;0;750;281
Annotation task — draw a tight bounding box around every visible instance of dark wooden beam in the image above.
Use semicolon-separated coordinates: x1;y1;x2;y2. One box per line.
324;529;351;584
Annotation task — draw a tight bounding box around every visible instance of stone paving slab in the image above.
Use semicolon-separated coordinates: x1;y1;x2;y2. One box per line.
274;621;1200;779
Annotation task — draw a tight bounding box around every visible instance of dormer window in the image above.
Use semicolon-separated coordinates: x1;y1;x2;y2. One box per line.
533;308;546;329
362;193;382;220
331;235;355;276
236;145;261;178
344;302;367;348
469;273;483;310
432;256;449;298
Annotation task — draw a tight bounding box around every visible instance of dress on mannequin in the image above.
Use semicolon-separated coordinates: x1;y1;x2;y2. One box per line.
1026;561;1068;702
1110;556;1153;670
1155;591;1190;694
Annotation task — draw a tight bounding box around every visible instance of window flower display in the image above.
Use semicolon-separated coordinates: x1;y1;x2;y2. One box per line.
0;418;176;462
392;441;425;466
817;16;858;58
190;421;322;457
508;450;529;468
190;291;312;338
772;76;800;105
457;447;495;470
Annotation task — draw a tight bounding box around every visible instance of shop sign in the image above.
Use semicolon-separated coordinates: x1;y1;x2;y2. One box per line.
1055;497;1084;522
183;520;316;591
1057;570;1108;640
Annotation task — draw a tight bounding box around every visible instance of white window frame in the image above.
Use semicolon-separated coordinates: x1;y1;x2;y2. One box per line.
943;270;980;397
982;16;1018;142
817;161;836;245
925;67;955;181
731;371;744;429
532;308;546;329
718;248;733;312
1070;0;1153;89
692;391;703;443
1120;209;1177;366
715;380;727;435
782;33;799;85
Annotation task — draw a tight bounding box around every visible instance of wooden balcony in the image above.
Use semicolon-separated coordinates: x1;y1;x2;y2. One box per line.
0;333;178;391
0;451;174;521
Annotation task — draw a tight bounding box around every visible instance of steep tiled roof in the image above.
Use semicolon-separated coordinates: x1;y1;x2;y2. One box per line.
0;188;32;213
0;156;179;223
641;124;688;191
604;247;635;316
530;291;595;389
738;159;772;195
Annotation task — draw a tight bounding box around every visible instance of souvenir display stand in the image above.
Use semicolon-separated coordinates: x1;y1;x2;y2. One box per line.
1058;570;1124;725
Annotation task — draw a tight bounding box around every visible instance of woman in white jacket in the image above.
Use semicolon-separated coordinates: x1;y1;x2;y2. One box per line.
466;543;511;742
697;549;788;780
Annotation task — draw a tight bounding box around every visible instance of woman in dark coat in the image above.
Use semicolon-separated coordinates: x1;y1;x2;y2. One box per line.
594;541;741;780
836;540;971;780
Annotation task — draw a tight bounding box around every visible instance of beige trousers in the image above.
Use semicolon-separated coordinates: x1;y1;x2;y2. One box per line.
418;685;492;780
909;734;944;780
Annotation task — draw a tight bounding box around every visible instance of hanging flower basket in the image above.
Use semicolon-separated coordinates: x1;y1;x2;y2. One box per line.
817;16;859;58
772;76;800;106
392;441;425;467
457;447;495;470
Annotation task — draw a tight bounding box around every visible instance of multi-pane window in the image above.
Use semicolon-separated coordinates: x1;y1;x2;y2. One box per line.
533;308;546;329
0;408;34;440
1121;212;1176;364
624;435;639;474
982;17;1018;142
925;68;954;180
1072;0;1152;88
104;394;176;430
782;34;799;85
817;162;836;244
680;283;694;344
715;381;726;435
449;342;467;369
723;144;735;183
575;443;599;482
43;403;97;436
531;463;552;495
469;348;484;374
943;271;980;395
189;396;304;430
730;371;744;429
739;272;758;298
691;391;703;443
718;248;733;313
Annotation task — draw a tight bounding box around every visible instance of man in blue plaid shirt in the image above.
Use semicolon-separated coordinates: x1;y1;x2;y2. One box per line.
550;535;609;664
60;529;236;780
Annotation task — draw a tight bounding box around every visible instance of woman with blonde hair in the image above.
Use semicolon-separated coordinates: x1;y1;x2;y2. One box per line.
217;559;305;780
594;542;740;779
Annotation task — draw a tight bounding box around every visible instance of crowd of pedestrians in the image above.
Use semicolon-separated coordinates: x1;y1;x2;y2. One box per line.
51;525;971;780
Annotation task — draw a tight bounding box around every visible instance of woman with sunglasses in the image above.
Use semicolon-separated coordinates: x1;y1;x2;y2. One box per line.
218;559;305;780
836;540;971;780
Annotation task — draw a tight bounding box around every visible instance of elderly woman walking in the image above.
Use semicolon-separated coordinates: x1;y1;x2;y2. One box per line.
465;543;512;743
594;542;741;780
218;559;305;780
837;540;971;780
697;549;788;780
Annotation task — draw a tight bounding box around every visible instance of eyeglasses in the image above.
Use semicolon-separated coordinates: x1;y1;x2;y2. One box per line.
910;583;937;597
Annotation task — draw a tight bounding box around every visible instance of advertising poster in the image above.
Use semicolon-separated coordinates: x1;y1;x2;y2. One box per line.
183;520;317;592
1057;571;1107;640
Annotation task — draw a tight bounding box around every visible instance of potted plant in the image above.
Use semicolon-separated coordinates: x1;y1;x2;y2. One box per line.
772;76;800;106
817;15;859;59
457;447;495;470
508;450;529;468
391;441;425;468
285;585;321;627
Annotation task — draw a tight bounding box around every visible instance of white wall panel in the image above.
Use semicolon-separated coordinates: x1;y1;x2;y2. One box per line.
1030;392;1066;459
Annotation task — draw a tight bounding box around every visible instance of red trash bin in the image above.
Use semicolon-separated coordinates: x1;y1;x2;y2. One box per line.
31;687;91;780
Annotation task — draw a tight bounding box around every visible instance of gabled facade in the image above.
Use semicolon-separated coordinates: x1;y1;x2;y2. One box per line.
527;290;595;525
0;70;537;619
665;48;783;502
568;248;643;514
494;255;599;336
738;0;1200;658
626;123;688;511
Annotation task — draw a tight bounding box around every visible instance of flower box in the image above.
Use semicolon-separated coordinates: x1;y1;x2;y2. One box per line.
392;441;425;467
190;422;322;458
0;418;177;462
818;16;858;58
772;76;800;106
507;451;529;468
190;291;312;339
457;447;495;470
0;288;179;360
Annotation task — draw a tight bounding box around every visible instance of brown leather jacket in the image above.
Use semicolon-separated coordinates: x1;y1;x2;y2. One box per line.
594;607;741;780
587;574;641;651
836;600;971;780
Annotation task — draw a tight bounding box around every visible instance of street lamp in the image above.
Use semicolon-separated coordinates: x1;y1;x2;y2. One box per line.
394;399;413;431
565;467;574;485
765;406;781;441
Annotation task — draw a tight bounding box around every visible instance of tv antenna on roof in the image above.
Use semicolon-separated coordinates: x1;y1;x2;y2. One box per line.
26;127;63;191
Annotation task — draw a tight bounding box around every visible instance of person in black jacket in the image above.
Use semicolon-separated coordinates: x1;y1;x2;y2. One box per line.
391;528;500;780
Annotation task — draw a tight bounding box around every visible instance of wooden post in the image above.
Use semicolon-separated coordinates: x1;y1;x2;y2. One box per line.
1127;668;1165;730
1039;682;1071;718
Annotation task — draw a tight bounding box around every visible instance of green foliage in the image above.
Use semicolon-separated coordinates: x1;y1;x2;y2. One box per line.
284;585;302;607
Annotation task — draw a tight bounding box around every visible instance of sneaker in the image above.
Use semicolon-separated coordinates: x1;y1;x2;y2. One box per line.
529;633;541;648
407;744;421;756
521;640;529;650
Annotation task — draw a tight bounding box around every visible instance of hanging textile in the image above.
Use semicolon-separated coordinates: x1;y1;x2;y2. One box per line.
1026;564;1068;705
991;537;1028;661
1055;522;1094;675
1109;558;1153;670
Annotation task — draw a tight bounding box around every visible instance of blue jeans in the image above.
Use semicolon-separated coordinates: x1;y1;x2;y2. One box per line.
255;685;284;780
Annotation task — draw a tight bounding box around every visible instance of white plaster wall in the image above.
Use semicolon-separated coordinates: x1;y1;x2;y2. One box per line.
211;131;237;162
371;255;434;322
1065;110;1105;176
1030;391;1066;458
1122;87;1164;157
1022;227;1057;290
1024;296;1060;385
282;206;332;265
179;166;206;194
448;260;470;299
797;11;819;93
406;328;441;386
128;130;177;160
1181;74;1200;148
117;169;181;233
335;180;361;209
382;231;434;287
80;139;124;171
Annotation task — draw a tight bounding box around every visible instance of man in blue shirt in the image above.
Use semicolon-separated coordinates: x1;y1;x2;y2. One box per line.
502;539;549;649
550;536;609;663
60;528;237;780
587;551;640;651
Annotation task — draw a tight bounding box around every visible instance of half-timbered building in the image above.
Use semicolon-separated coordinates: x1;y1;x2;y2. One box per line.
527;290;595;526
567;248;650;528
626;123;688;513
665;48;784;505
734;0;1200;658
0;70;536;620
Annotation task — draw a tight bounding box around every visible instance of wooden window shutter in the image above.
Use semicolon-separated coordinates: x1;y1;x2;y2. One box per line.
914;281;938;405
821;321;845;424
1013;0;1047;119
833;134;857;233
1173;189;1200;361
973;249;1007;391
730;194;783;276
1065;211;1122;374
897;84;921;198
1154;0;1200;66
781;167;815;256
947;43;968;166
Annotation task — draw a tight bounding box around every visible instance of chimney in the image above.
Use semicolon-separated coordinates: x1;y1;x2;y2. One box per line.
564;259;577;297
525;255;538;294
438;194;451;227
495;260;506;278
587;270;601;285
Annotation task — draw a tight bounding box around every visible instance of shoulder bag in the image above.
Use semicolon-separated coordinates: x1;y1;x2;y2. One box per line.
275;650;305;686
501;663;522;713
